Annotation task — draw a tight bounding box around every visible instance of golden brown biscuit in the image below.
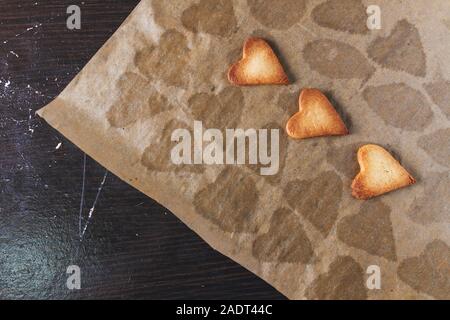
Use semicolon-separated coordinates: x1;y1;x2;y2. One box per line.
286;88;349;139
228;38;289;85
352;144;416;200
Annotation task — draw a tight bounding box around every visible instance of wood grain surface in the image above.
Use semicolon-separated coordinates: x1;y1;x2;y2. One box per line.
0;0;285;300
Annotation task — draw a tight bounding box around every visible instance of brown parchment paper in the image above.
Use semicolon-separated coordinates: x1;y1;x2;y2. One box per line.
37;0;450;299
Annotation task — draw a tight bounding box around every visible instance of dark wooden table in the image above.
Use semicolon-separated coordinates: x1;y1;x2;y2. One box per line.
0;0;285;300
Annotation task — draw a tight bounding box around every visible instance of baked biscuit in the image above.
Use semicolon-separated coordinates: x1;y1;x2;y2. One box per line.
352;144;416;200
228;38;289;85
286;88;349;139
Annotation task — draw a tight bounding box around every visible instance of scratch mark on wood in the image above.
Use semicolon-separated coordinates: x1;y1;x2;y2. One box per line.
1;23;43;46
78;153;87;239
78;153;109;241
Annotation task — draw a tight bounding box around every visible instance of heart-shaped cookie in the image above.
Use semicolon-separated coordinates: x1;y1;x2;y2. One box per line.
286;88;349;139
228;38;289;85
352;144;416;200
